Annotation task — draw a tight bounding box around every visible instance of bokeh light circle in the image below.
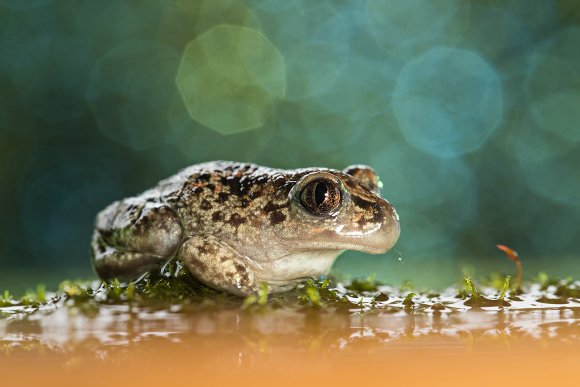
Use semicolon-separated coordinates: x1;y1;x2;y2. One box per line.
176;25;285;134
250;0;348;100
393;47;503;158
507;112;578;164
167;94;274;163
311;56;398;122
526;26;580;144
462;5;532;62
366;0;466;60
520;151;580;208
87;40;182;150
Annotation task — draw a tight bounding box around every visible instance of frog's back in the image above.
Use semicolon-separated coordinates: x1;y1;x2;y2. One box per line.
134;161;268;202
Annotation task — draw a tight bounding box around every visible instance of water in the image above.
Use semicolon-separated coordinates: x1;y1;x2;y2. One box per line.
1;280;578;386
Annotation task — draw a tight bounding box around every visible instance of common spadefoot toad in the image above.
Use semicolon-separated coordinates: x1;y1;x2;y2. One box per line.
91;161;400;296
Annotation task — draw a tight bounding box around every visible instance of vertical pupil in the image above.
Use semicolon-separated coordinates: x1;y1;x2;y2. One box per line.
314;181;328;206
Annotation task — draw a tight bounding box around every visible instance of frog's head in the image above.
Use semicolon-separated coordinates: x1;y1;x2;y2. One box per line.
239;164;400;290
280;165;400;255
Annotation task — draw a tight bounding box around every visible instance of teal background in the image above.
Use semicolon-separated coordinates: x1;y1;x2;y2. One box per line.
1;0;579;292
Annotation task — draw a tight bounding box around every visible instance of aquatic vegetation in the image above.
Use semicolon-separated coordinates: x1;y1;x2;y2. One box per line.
498;275;511;302
497;244;523;290
0;255;578;381
344;274;380;292
0;266;578;321
242;283;269;308
0;246;579;320
462;277;510;307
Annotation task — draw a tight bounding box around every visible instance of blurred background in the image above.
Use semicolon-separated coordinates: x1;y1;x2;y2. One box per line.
1;0;579;292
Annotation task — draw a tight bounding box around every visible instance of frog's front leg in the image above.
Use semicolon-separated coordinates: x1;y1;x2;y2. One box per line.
92;201;183;281
177;234;257;296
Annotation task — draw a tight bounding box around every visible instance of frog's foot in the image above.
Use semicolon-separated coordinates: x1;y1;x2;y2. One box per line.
177;234;257;297
91;203;183;281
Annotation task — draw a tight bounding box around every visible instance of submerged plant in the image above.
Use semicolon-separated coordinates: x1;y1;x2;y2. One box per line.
345;274;379;292
498;275;511;303
402;292;416;308
0;290;13;307
0;244;577;319
463;278;482;305
304;285;321;306
242;283;269;308
463;277;510;308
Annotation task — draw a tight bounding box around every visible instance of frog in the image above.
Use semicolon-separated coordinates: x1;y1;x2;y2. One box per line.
91;161;400;296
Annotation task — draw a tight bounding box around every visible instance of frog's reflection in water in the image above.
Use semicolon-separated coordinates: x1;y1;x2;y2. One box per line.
1;302;578;357
1;303;579;385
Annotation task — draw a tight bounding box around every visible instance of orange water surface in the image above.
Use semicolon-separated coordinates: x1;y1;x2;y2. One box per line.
1;298;579;387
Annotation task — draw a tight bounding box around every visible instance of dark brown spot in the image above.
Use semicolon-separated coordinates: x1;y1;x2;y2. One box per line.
206;183;215;191
239;273;250;287
269;210;286;225
279;180;296;195
198;173;211;182
263;200;289;213
254;176;268;185
249;188;263;199
351;195;374;210
190;186;202;194
227;213;246;228
272;175;286;188
212;211;224;222
372;203;384;223
190;259;208;272
356;217;368;228
264;201;276;213
222;176;242;196
344;179;358;190
217;192;229;203
240;197;251;208
96;239;107;254
200;199;212;210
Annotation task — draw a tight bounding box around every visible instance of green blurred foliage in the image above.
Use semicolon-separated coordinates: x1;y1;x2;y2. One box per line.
1;0;580;291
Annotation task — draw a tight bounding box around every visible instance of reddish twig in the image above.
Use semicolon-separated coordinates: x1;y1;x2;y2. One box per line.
496;244;522;291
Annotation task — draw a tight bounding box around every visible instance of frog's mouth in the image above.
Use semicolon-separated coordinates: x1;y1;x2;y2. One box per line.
286;221;401;256
276;199;401;257
250;214;400;283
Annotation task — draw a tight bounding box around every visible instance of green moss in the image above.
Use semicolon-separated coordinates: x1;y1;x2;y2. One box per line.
242;282;269;308
0;290;13;307
463;277;510;307
345;274;379;292
498;275;511;302
304;285;321;306
0;269;577;319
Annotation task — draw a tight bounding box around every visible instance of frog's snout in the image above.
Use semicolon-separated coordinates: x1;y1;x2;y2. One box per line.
366;201;400;254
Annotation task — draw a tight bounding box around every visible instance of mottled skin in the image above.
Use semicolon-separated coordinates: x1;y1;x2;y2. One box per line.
91;161;400;296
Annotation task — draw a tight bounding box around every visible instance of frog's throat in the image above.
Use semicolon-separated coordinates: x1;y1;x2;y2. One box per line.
250;249;345;283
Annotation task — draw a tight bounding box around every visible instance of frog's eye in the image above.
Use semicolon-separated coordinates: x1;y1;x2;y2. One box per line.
300;179;341;215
